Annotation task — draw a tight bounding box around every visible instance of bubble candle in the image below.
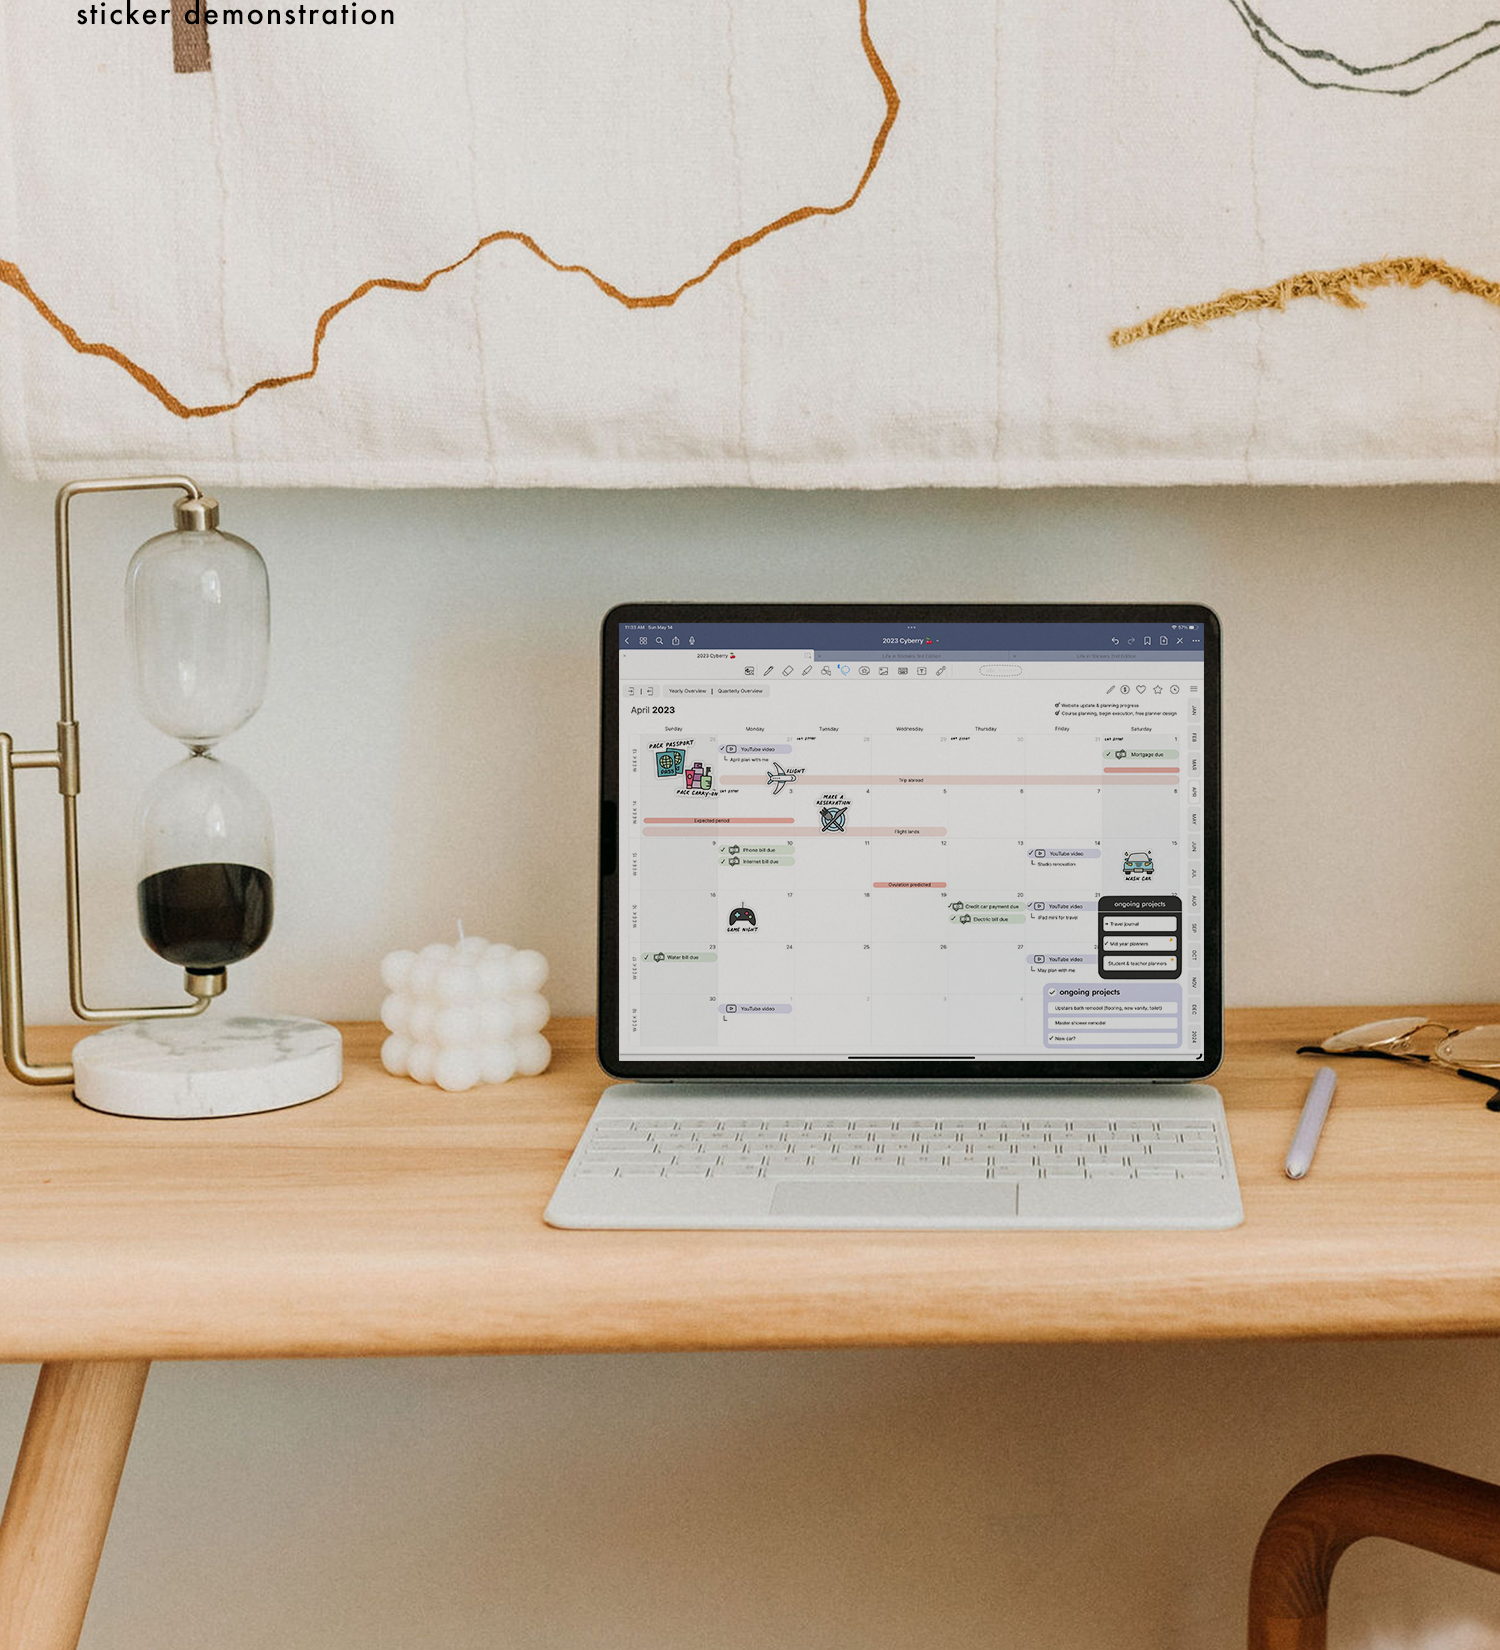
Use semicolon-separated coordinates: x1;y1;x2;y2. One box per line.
378;929;551;1092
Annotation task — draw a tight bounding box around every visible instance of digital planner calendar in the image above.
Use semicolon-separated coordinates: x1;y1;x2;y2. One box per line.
615;619;1207;1064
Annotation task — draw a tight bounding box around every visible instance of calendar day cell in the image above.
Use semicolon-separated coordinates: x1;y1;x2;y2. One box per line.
871;887;949;943
639;834;718;889
789;888;872;944
640;892;716;952
793;994;874;1052
947;944;1028;994
639;995;718;1050
869;993;948;1054
948;994;1026;1051
871;942;946;996
945;836;1029;893
869;836;949;886
1024;782;1104;838
793;835;872;891
944;783;1025;839
793;942;873;995
716;942;795;1002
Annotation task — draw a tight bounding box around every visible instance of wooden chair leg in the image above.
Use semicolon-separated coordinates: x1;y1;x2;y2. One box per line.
0;1361;150;1650
1249;1454;1500;1650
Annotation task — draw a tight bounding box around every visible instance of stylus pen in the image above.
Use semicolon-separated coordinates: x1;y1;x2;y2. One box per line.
1284;1066;1338;1180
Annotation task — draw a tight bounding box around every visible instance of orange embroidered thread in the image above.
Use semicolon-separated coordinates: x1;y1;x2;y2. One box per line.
1111;256;1500;347
0;0;898;420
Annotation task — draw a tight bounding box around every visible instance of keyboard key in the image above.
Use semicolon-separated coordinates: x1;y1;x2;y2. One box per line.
616;1164;665;1177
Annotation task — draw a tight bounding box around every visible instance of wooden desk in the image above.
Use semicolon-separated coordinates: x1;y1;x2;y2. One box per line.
4;1007;1499;1360
2;1007;1498;1648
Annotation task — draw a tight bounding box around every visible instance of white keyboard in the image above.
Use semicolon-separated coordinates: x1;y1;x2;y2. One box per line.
576;1116;1228;1182
545;1084;1244;1230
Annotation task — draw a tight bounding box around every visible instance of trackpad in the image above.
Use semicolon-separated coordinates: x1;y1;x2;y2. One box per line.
770;1181;1019;1220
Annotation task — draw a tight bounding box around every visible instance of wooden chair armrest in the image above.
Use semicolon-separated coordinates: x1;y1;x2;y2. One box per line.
1250;1454;1500;1650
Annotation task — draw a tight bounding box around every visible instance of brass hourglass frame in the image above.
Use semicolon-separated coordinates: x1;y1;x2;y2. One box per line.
0;477;217;1087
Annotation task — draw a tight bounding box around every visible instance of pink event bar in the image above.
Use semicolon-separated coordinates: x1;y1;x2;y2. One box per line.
642;816;794;824
716;772;1177;785
642;826;948;837
873;881;948;888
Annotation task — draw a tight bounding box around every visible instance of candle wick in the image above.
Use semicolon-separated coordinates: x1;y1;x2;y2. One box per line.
456;919;466;943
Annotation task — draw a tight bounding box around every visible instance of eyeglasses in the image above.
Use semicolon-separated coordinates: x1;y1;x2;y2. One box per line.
1299;1017;1500;1106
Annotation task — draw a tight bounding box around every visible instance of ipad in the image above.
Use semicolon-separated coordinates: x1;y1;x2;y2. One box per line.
598;604;1221;1082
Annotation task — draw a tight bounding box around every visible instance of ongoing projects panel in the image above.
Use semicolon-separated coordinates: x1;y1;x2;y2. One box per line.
618;633;1206;1063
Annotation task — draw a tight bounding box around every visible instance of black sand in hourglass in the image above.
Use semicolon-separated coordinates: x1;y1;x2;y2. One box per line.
137;862;274;969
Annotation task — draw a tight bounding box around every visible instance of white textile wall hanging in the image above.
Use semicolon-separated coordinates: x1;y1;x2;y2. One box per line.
1;0;1498;486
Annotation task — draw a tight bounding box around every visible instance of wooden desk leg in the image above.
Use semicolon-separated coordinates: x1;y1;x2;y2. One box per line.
0;1361;150;1650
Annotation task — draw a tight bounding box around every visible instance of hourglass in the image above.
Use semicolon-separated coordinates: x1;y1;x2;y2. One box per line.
0;477;341;1118
129;492;276;991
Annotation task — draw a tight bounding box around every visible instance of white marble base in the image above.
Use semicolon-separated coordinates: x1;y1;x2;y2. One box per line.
72;1016;343;1119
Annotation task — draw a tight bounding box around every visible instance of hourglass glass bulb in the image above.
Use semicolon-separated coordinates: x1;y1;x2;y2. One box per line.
137;754;274;974
125;497;269;747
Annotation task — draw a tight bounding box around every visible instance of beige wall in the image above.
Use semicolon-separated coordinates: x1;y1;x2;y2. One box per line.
1;471;1498;1646
3;475;1497;1021
1;1343;1498;1649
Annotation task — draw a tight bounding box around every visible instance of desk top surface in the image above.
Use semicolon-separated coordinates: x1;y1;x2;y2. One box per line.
1;1009;1497;1361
